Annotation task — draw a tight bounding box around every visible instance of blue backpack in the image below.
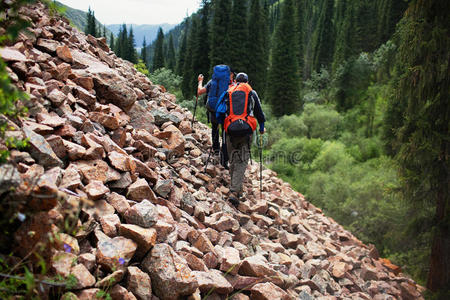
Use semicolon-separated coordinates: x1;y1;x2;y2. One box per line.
206;65;230;112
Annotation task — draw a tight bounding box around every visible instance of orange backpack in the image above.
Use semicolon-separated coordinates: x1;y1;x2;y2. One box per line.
224;83;257;136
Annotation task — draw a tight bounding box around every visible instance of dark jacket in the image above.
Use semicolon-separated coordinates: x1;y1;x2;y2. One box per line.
216;83;266;132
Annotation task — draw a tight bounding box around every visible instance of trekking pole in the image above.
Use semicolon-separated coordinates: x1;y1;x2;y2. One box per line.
258;133;263;199
204;147;213;173
191;94;199;129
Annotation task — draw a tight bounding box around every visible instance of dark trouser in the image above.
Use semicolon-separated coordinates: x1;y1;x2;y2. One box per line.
220;125;229;167
210;112;228;167
211;121;220;154
226;134;251;195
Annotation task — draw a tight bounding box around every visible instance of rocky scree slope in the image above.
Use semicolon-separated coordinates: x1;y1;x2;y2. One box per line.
0;2;424;300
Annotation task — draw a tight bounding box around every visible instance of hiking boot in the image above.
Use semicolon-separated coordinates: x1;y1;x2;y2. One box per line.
228;192;240;208
212;151;220;164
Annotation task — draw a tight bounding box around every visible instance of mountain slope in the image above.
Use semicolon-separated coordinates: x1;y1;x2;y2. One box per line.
55;1;98;32
0;2;424;299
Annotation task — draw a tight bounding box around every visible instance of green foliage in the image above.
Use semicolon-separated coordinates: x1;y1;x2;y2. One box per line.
134;59;149;76
333;53;374;111
0;255;78;298
311;141;353;172
113;24;137;63
302;68;331;104
166;34;176;71
312;0;335;73
84;7;97;37
141;37;148;66
189;15;205;97
181;16;197;99
96;289;112;300
228;0;249;71
176;19;189;76
109;32;115;51
247;0;269;98
148;68;182;94
152;27;165;71
43;0;66;16
278;114;308;139
269;137;323;168
295;0;305;74
386;0;450;292
210;0;231;67
0;0;33;163
127;26;138;64
302;103;342;140
194;0;211;78
0;0;36;44
268;0;300;117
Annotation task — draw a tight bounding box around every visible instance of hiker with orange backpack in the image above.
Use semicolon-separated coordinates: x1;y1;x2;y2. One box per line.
215;73;266;207
197;65;236;168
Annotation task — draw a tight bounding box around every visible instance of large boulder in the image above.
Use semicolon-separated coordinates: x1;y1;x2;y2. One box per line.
94;74;137;110
123;200;158;228
142;243;198;300
191;270;233;295
96;237;137;271
22;127;63;168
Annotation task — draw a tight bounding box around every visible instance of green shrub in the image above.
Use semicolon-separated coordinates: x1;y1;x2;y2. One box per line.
278;114;308;138
302;103;342;140
311;141;353;172
148;68;182;93
134;59;149;76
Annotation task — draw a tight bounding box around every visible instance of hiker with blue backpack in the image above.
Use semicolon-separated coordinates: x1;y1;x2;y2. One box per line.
197;65;236;168
216;73;266;207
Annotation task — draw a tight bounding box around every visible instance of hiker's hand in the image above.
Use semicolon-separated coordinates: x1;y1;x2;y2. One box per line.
198;74;204;82
260;128;266;134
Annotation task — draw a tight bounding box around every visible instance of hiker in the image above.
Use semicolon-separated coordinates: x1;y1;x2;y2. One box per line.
197;65;235;168
216;72;266;207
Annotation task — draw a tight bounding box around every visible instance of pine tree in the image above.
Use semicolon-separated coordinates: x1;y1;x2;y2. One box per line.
167;34;176;71
90;10;97;37
195;0;211;79
262;0;270;92
109;32;115;52
176;19;189;75
85;7;97;37
353;0;377;53
210;0;231;67
117;24;128;59
181;17;198;98
332;0;351;73
190;16;203;89
141;37;148;66
152;27;165;71
302;0;320;80
268;0;300;117
247;0;268;96
84;8;90;34
128;26;137;63
376;0;408;46
312;0;335;72
387;0;449;293
295;0;305;75
115;25;123;57
228;0;249;71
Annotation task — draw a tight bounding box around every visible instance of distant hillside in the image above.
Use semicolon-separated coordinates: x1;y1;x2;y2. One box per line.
55;1;111;37
55;1;173;49
106;24;176;48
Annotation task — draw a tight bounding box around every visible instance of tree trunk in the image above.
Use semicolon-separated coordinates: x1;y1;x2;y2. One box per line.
427;145;449;292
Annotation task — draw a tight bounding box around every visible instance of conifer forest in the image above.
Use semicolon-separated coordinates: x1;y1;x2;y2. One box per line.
134;0;449;294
